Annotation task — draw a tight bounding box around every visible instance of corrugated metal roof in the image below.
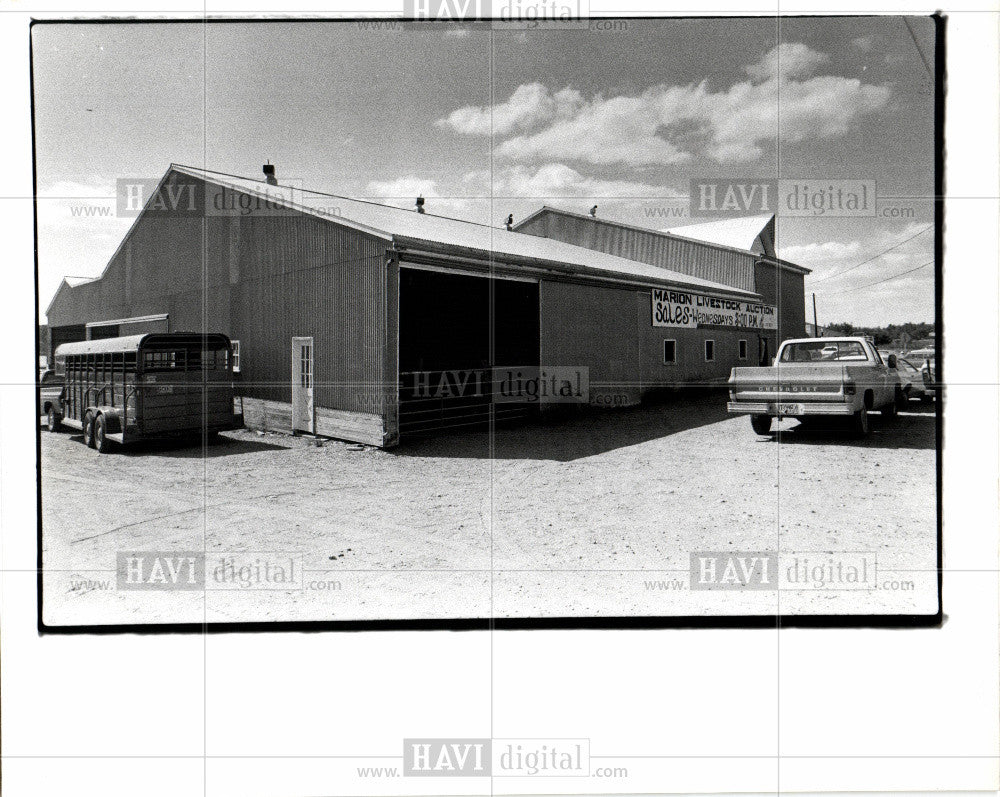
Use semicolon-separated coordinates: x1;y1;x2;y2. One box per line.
170;165;761;299
661;215;774;252
513;206;809;275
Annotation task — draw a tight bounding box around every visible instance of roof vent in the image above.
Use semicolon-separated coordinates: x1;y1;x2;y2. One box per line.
415;195;425;214
263;163;277;186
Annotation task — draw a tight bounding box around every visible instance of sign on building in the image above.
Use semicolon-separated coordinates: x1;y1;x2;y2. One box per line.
652;288;777;330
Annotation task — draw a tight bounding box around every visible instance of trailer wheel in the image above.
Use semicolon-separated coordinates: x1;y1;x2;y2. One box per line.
852;405;870;438
750;414;773;436
82;411;96;448
46;407;63;432
93;414;111;453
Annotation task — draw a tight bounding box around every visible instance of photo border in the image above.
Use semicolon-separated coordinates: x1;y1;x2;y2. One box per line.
31;13;946;635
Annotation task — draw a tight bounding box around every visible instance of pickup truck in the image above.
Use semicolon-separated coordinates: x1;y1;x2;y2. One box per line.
39;369;64;432
727;337;905;437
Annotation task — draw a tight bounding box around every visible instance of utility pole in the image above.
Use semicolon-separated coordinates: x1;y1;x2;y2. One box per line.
812;293;819;337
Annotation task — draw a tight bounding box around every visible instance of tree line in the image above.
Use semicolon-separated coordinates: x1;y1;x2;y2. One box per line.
824;321;935;346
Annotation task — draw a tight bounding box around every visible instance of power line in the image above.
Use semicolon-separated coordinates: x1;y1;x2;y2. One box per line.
823;260;934;295
809;224;933;284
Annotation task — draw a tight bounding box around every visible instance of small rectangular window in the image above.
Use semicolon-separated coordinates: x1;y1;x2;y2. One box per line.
231;340;240;372
705;339;715;362
738;339;748;360
663;339;677;365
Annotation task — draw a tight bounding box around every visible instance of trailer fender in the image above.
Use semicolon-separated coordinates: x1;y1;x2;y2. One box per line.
93;406;124;435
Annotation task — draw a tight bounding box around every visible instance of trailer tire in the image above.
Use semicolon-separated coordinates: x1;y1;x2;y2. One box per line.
750;414;773;436
82;411;96;448
852;405;870;438
46;407;63;432
93;414;112;453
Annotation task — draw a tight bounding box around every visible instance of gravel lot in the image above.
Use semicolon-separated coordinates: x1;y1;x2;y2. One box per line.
41;392;939;626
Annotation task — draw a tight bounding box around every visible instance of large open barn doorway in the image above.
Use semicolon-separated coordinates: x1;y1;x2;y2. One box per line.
398;266;540;436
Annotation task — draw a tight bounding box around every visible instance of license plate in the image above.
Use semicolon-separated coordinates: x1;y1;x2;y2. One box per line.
778;403;803;416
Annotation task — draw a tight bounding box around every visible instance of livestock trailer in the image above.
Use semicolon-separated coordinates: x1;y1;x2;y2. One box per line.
51;332;243;452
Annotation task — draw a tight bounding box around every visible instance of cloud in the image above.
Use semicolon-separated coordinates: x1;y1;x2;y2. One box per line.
439;43;890;166
783;222;934;325
745;42;830;80
852;34;880;53
362;174;488;219
436;83;583;136
362;164;682;225
489;163;680;199
365;175;442;201
784;222;930;278
367;164;678;202
495;90;693;165
780;239;863;263
36;178;135;320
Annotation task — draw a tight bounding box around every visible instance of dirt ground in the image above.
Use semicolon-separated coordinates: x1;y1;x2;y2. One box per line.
40;392;939;626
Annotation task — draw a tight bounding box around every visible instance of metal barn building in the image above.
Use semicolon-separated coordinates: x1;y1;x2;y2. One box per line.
45;164;810;448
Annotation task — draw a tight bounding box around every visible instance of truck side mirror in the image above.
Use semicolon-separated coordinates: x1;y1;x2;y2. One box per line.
887;354;897;369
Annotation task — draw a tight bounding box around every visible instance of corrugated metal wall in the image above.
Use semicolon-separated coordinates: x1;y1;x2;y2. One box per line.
517;211;757;293
539;280;756;402
753;261;806;341
45;173;390;421
229;211;387;415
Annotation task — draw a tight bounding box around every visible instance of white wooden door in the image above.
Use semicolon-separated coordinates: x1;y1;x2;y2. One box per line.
291;337;314;433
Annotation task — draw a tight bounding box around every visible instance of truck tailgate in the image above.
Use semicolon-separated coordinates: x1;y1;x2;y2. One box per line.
729;365;849;402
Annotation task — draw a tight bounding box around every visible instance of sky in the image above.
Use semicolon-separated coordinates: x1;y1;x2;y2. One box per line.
31;18;937;326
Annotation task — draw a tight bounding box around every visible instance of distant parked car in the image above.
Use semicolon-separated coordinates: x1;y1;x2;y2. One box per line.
894;357;933;402
907;348;938;400
39;369;64;431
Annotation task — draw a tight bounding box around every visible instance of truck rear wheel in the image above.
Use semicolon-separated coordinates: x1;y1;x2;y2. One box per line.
46;407;63;432
750;414;773;435
82;411;96;448
852;405;870;438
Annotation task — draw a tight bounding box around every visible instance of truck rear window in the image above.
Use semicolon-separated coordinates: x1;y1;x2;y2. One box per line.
779;341;869;363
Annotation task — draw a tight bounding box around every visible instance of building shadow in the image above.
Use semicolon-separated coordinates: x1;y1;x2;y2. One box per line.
118;433;288;458
391;390;733;462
